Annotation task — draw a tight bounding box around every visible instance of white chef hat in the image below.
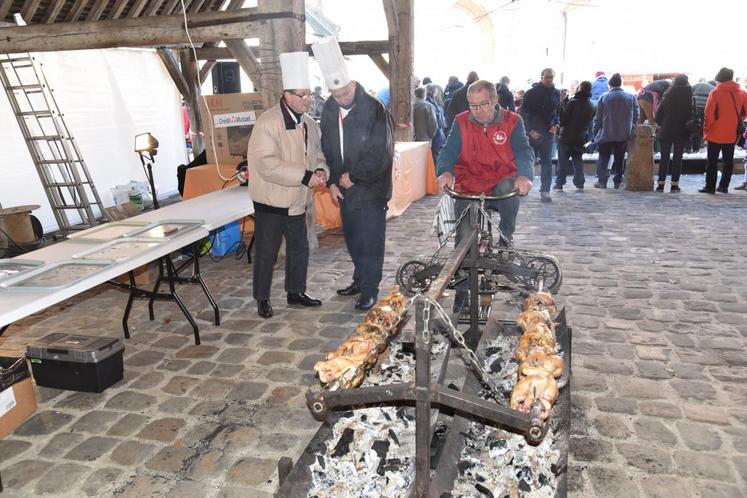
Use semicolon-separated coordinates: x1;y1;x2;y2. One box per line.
279;51;310;90
311;37;351;90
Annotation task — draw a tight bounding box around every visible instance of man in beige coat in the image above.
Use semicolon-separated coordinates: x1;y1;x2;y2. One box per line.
247;52;329;318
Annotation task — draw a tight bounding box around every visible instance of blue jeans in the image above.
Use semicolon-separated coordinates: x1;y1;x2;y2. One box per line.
556;143;585;187
453;179;520;243
596;141;627;186
529;133;554;193
341;204;387;299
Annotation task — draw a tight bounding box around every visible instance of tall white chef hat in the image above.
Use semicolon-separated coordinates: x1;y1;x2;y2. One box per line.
279;51;310;90
311;37;351;90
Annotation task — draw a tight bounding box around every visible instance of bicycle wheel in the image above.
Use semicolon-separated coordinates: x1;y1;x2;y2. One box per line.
395;260;432;296
520;256;563;293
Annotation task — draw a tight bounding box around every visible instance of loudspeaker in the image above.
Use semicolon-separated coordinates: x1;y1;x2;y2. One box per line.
212;62;241;94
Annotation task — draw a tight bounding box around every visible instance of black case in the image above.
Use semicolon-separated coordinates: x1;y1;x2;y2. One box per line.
26;333;124;393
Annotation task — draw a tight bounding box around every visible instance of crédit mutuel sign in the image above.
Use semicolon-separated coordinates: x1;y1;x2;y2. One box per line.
213;111;257;128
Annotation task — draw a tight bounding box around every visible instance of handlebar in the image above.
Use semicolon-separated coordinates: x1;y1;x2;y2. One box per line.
443;185;519;201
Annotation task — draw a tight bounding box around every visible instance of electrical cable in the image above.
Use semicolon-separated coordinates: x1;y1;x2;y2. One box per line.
179;0;234;182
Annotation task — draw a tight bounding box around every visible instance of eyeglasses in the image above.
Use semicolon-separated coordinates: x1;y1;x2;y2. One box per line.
468;100;495;112
287;90;312;99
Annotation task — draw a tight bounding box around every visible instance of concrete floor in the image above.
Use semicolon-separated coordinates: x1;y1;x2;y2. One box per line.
1;172;746;497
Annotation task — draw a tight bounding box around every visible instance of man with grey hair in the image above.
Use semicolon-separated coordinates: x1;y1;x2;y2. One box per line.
436;79;534;311
496;76;515;112
412;86;437;142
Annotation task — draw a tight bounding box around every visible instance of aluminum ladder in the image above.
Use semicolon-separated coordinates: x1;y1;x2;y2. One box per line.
0;52;108;237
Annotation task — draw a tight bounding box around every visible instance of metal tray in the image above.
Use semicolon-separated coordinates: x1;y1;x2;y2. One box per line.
67;220;150;242
72;238;164;262
124;219;204;240
0;259;115;290
0;259;44;283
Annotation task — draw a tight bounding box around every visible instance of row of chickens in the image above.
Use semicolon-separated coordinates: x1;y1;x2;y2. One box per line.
509;291;564;421
313;288;408;388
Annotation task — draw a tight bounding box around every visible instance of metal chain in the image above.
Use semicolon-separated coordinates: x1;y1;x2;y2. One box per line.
422;300;430;345
420;295;504;400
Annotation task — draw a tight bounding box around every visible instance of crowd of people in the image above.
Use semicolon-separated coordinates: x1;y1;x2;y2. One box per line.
247;47;747;320
413;68;747;199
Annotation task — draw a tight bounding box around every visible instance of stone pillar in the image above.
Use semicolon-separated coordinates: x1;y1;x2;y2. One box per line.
625;125;654;191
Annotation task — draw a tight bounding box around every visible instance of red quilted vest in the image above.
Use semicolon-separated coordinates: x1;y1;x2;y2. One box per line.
453;110;519;195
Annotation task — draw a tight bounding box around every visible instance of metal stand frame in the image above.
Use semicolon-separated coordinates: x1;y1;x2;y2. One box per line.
303;226;549;496
121;240;219;345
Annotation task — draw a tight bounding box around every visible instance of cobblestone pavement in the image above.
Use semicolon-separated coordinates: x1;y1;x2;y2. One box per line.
0;173;746;497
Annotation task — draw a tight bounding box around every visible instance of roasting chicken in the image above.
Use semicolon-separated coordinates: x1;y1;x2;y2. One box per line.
516;309;553;332
380;287;408;314
326;335;379;366
366;305;400;331
510;374;559;420
314;356;360;384
523;291;557;316
518;351;564;378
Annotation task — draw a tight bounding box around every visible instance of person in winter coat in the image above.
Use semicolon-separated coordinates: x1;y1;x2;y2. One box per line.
427;84;447;162
247;52;329;319
699;67;747;193
593;73;639;188
591;72;609;104
637;79;671;127
444;76;463;106
412;86;437;142
553;81;595;190
520;68;561;202
446;71;479;130
690;79;715;151
496;76;516;111
654;74;693;192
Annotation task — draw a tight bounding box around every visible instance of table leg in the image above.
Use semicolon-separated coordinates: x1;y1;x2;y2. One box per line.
165;255;200;345
122;270;137;339
192;241;220;326
148;258;165;321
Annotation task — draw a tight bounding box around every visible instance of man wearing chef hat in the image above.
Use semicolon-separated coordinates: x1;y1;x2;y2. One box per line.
247;51;330;319
312;37;395;312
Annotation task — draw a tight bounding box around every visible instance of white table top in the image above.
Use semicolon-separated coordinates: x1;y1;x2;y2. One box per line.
0;187;254;328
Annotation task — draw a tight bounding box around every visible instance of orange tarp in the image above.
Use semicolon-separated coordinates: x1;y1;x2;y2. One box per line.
183;142;439;230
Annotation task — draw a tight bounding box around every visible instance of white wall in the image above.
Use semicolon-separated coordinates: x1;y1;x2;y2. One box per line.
0;48;187;233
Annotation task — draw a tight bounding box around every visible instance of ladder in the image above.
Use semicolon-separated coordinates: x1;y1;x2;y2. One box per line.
0;52;108;237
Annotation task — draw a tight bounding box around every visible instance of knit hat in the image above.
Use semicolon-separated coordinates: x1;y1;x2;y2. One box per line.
595;71;605;78
608;73;622;87
673;74;689;86
715;67;734;82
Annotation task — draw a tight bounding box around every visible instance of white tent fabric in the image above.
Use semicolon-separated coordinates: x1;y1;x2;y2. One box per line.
0;48;187;233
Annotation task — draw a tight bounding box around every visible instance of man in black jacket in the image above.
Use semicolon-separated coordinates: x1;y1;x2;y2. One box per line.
553;80;594;190
446;71;479;130
496;76;516;112
313;39;395;311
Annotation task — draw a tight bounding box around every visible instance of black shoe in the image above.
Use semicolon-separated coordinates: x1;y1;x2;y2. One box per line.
287;292;322;307
655;184;665;192
613;183;621;189
355;295;376;311
336;284;361;296
594;182;607;189
716;186;728;193
552;184;563;191
698;187;715;194
734;182;747;190
670;185;681;193
575;185;584;190
257;299;273;319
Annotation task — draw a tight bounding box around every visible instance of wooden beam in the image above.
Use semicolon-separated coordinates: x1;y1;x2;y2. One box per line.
164;0;183;16
43;0;66;23
0;0;14;21
128;0;150;17
145;0;166;16
21;0;43;23
191;0;209;13
65;0;89;22
157;47;191;100
87;0;109;21
369;53;390;79
180;49;204;154
384;0;413;142
199;60;217;84
224;39;261;91
0;7;305;53
197;40;390;61
109;0;130;19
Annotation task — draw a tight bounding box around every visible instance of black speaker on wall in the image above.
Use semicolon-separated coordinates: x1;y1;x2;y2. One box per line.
212;62;241;94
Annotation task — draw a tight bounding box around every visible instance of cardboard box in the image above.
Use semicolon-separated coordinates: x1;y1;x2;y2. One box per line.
200;93;265;166
0;378;37;439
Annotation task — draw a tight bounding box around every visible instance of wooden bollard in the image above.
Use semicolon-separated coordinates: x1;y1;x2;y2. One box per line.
625;125;655;191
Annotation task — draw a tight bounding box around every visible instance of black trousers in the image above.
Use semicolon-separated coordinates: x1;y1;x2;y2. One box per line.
341;204;387;299
705;142;736;190
252;208;309;300
596;141;627;186
658;140;685;182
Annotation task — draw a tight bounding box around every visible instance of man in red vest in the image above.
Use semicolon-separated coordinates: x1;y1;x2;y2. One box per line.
436;79;534;239
436;79;535;312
